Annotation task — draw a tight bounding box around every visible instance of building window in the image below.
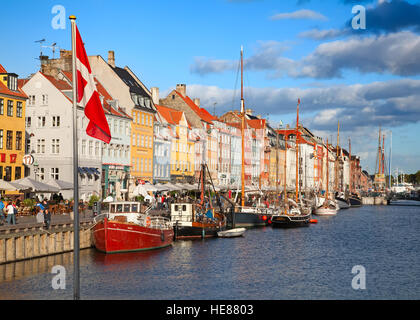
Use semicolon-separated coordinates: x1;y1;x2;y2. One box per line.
37;116;46;127
0;98;3;115
52;139;60;154
52;116;60;127
26;138;30;153
119;120;123;134
16;131;22;150
0;166;2;180
42;94;48;105
95;141;99;156
38;168;45;181
89;141;93;156
15;167;21;180
51;168;59;180
0;130;3;149
7;100;13;116
37;139;45;153
141;114;144;125
26;117;31;128
4;166;12;181
81;140;86;155
6;131;13;150
29;95;35;105
16;102;22;118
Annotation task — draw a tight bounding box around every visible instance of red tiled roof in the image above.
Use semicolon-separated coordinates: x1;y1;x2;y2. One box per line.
0;64;7;73
247;118;266;129
174;91;216;124
156;104;184;126
57;70;131;120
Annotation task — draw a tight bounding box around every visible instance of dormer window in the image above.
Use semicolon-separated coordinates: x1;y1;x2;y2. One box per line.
7;75;17;91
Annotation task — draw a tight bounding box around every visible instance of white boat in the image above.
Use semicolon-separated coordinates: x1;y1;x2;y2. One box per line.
217;228;246;238
314;206;338;216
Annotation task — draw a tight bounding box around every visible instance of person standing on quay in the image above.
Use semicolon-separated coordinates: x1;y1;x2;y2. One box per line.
43;199;51;229
6;201;16;225
0;199;5;224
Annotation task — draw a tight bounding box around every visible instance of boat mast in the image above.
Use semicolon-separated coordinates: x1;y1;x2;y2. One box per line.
276;127;279;206
284;134;288;214
349;138;352;194
240;46;246;208
326;138;329;202
335;121;339;192
295;99;300;203
389;131;392;189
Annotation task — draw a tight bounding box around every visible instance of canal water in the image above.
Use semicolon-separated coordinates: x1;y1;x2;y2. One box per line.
0;204;419;300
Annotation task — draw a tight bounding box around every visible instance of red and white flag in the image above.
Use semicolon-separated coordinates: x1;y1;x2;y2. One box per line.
75;26;111;143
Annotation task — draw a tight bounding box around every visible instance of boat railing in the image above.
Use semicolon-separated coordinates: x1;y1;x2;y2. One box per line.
93;213;109;224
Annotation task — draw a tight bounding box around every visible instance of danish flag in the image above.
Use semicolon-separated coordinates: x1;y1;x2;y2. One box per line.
75;26;111;143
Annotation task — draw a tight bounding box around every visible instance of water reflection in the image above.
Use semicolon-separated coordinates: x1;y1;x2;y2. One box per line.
0;205;418;299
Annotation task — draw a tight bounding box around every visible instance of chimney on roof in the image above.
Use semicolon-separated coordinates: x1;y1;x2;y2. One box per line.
108;51;115;68
176;84;186;97
193;98;200;107
151;87;159;105
246;108;253;115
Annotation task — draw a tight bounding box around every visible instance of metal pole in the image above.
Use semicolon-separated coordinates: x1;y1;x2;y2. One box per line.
69;15;80;300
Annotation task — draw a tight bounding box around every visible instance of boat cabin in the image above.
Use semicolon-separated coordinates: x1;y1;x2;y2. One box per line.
171;203;194;223
107;201;141;224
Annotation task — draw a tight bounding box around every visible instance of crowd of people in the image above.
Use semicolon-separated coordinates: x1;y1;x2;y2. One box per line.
0;197;53;229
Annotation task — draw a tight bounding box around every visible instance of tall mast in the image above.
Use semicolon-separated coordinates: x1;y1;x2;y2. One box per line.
276;127;279;206
389;131;392;189
240;46;246;207
335;121;340;192
349;138;352;194
295;99;300;203
284;134;288;214
326;138;329;201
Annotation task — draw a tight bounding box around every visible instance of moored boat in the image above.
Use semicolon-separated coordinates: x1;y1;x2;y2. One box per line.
93;202;174;254
217;227;246;238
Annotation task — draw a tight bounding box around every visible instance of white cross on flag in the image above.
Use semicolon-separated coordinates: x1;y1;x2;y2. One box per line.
75;26;111;143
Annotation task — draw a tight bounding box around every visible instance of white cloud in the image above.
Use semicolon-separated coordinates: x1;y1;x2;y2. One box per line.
270;9;328;21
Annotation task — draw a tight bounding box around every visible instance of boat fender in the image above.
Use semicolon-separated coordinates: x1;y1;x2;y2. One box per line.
146;216;151;227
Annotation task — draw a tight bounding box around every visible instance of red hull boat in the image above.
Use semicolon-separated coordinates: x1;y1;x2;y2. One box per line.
93;202;174;254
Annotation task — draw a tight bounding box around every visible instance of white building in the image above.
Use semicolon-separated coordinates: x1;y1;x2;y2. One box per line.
22;71;102;200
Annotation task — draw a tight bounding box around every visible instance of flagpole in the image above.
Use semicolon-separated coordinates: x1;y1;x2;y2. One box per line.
70;15;80;301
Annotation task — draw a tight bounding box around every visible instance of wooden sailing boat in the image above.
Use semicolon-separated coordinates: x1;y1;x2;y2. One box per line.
170;163;230;239
348;137;362;207
232;46;273;228
314;138;339;216
334;121;350;209
271;99;311;227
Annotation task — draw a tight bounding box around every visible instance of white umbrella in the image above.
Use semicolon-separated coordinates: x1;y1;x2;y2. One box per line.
45;179;73;190
0;179;23;191
154;183;170;191
12;177;59;193
142;184;158;192
165;183;182;191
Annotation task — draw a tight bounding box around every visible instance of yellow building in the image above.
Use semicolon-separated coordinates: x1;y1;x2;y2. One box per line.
155;105;194;182
0;64;27;192
131;107;154;183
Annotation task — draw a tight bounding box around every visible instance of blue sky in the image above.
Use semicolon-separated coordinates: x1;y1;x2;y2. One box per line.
1;0;420;174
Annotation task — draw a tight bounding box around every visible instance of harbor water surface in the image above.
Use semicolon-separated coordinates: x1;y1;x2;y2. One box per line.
0;205;419;299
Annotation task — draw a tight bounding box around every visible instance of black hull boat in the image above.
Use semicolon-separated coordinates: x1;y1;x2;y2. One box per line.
232;210;271;228
173;223;221;240
270;212;311;228
349;196;362;207
335;196;350;209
